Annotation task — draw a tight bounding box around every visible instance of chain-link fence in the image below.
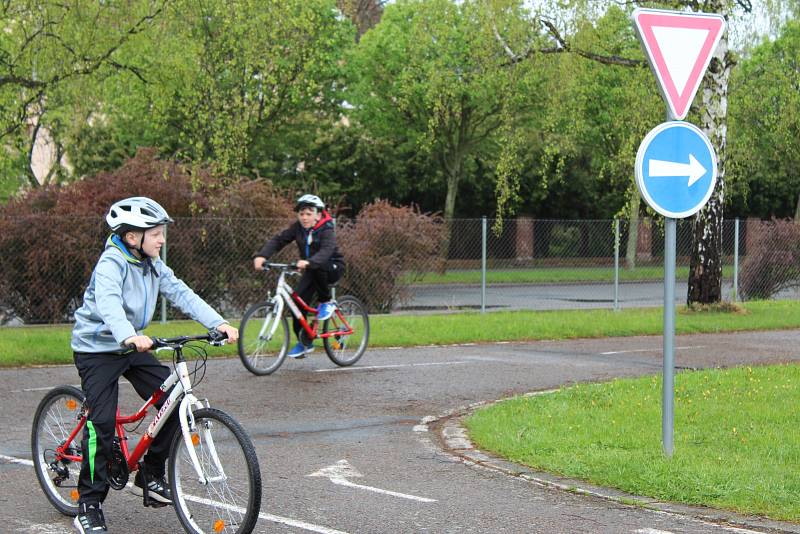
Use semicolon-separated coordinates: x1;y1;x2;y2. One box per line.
2;216;799;325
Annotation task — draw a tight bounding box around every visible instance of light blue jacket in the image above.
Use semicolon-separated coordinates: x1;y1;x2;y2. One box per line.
71;235;226;354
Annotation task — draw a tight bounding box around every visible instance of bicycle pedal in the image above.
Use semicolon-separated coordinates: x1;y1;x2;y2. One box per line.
144;500;170;508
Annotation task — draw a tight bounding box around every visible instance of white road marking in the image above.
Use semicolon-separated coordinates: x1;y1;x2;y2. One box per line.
183;494;350;534
1;452;348;534
314;361;469;373
600;346;704;355
0;453;33;466
308;459;437;503
635;529;674;534
327;476;437;502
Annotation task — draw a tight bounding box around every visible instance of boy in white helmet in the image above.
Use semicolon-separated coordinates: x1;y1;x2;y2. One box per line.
253;194;345;358
70;197;238;533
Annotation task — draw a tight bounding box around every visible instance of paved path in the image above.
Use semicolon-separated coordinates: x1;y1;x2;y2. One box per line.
2;330;800;533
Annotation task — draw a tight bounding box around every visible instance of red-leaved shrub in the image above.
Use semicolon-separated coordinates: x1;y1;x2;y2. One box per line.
740;219;800;300
0;149;293;323
336;201;445;312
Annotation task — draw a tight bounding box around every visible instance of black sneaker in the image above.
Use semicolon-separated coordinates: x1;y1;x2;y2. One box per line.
73;502;107;533
130;470;172;505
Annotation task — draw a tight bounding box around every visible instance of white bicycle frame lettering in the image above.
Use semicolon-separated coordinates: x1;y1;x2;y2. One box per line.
141;352;227;485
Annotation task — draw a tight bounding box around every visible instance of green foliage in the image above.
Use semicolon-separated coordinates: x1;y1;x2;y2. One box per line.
728;19;800;218
347;0;547;220
2;0;356;184
0;0;168;185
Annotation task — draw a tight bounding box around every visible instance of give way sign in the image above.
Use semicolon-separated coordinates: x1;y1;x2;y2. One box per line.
633;8;725;120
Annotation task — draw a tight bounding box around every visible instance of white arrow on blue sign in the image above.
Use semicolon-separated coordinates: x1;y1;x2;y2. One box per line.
635;121;717;218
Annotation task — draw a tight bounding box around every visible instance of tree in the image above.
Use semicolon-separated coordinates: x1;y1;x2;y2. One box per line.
727;19;800;219
347;0;548;221
0;0;167;186
510;0;797;304
2;0;356;186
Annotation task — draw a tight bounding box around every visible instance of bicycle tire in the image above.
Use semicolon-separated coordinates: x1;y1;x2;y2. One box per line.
31;385;85;516
169;407;262;534
322;295;370;366
238;301;290;375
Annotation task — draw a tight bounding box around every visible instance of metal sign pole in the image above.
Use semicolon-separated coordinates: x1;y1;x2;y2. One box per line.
633;6;724;457
481;216;487;313
663;217;676;456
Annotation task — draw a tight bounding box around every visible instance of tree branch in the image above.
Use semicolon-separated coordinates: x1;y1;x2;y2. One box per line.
493;15;645;69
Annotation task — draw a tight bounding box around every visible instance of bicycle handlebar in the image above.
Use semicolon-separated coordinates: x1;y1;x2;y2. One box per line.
262;262;301;274
124;330;229;351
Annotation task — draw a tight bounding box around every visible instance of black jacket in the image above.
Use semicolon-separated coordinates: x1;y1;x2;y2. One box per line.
255;211;344;269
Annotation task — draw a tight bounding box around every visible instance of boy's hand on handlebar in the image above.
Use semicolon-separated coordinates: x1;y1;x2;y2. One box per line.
296;260;309;270
253;257;266;271
124;335;153;352
215;323;239;343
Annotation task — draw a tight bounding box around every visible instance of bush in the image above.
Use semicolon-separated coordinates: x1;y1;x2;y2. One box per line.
740;219;800;300
336;201;445;313
0;149;293;324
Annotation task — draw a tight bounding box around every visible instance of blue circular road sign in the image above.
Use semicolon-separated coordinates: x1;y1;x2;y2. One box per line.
635;121;717;218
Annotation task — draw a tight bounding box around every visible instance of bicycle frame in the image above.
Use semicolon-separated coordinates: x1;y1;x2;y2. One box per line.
261;266;354;344
53;345;225;486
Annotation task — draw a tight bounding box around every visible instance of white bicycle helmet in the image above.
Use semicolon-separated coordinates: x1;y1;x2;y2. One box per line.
106;197;173;233
294;194;325;212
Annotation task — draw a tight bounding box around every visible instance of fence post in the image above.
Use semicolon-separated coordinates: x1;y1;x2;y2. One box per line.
614;218;620;311
733;218;739;301
481;216;487;313
160;224;168;324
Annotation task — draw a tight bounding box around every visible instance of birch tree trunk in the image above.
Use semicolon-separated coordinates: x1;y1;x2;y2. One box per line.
687;5;733;304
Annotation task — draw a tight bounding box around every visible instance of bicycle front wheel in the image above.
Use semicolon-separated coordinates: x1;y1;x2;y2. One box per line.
238;302;290;375
323;295;370;366
170;407;262;534
31;385;84;516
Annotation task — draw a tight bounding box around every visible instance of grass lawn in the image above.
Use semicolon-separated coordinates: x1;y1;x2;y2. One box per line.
465;364;800;521
407;265;734;285
3;300;800;367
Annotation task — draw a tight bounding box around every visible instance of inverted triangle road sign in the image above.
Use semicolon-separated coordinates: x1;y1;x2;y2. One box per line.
633;8;725;120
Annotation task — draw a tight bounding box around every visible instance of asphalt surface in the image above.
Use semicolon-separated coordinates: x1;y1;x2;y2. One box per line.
401;281;714;311
401;281;800;312
2;330;800;533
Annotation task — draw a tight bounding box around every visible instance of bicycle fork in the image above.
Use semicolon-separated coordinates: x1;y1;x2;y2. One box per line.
258;297;284;342
176;363;227;485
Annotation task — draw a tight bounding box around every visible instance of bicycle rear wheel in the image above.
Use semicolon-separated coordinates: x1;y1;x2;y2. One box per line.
238;301;290;375
31;385;84;516
170;407;262;534
322;295;369;366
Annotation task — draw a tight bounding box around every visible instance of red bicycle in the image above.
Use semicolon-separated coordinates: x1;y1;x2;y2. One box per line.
31;332;262;534
238;262;369;375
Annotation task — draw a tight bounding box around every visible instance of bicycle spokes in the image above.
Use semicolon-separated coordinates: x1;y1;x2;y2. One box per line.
170;408;261;534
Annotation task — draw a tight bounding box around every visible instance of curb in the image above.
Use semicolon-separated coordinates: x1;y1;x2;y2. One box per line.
416;401;800;534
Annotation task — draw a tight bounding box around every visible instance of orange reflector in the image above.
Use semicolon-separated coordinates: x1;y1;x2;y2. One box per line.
213;519;225;532
71;489;79;501
191;433;200;446
66;399;77;410
331;340;341;349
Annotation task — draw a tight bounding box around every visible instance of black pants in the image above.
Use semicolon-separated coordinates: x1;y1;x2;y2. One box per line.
293;262;344;339
73;351;180;506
